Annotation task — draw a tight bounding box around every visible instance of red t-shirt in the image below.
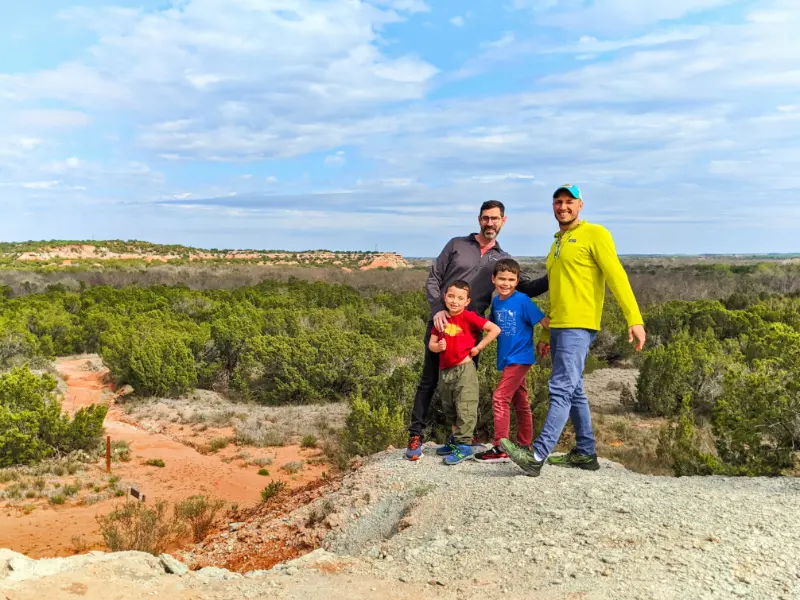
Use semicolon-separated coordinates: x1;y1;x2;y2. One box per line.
433;310;488;370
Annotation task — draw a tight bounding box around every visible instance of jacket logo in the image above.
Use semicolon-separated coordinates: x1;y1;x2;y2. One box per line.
568;239;577;243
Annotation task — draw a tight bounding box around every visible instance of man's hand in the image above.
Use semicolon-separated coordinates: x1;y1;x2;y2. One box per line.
437;338;447;352
469;346;481;358
433;310;449;332
629;324;646;351
536;342;550;358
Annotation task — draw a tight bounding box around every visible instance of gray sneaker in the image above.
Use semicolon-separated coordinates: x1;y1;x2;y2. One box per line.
499;438;545;477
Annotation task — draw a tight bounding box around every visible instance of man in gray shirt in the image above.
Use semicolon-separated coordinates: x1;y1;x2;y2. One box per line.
406;200;549;460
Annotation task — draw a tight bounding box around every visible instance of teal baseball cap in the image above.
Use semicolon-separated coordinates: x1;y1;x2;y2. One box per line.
553;184;582;199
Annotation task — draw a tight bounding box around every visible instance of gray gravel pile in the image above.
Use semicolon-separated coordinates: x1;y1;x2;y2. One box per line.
321;448;800;600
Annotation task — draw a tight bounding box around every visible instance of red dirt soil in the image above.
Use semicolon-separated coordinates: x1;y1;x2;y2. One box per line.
0;357;328;559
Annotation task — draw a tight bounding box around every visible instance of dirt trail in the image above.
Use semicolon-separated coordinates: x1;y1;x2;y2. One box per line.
0;356;325;558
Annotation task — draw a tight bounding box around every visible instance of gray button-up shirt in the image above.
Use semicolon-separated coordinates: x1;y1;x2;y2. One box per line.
425;234;548;317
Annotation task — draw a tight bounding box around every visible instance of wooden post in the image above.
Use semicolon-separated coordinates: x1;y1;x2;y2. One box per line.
106;435;111;473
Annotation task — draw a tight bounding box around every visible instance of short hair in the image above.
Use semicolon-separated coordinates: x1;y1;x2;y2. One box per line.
479;200;505;217
493;258;520;277
446;279;471;296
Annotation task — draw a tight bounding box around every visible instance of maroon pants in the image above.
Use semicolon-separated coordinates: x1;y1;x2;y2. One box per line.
492;364;534;447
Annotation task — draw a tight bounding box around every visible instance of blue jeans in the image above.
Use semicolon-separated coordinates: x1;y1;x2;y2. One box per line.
533;328;597;458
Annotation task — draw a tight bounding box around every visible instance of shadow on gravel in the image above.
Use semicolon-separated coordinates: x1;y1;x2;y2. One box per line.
325;492;419;556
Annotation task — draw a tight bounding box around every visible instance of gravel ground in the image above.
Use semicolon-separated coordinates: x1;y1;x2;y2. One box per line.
319;447;800;600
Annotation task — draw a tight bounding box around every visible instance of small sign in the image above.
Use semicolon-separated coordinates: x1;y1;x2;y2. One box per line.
129;487;146;503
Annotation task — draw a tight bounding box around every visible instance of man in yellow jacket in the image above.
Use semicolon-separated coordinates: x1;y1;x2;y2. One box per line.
501;184;646;476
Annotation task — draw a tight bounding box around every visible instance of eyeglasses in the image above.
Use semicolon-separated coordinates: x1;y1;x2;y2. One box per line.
480;216;503;224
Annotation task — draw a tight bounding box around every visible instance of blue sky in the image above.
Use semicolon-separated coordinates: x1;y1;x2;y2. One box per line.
1;0;798;256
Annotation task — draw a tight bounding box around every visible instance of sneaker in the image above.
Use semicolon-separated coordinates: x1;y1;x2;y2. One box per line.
470;438;488;452
474;446;510;463
499;438;545;477
405;435;423;461
438;435;484;456
436;434;456;456
442;444;474;466
547;448;600;471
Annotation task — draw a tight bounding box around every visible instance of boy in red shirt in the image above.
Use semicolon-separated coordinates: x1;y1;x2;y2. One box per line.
428;280;501;465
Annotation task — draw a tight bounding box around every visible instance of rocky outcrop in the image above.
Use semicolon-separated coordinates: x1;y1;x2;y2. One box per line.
3;450;799;599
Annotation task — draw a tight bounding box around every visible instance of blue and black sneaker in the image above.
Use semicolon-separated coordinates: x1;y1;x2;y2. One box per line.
436;433;456;456
443;444;474;466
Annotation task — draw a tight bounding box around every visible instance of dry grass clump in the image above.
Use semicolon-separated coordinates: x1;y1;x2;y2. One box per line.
280;460;304;474
174;495;226;542
97;493;226;553
234;419;287;447
96;500;185;555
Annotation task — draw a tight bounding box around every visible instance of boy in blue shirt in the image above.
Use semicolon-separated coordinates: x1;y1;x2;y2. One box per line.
475;259;549;463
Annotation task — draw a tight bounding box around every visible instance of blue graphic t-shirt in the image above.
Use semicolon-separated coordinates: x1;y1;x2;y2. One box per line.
491;291;546;371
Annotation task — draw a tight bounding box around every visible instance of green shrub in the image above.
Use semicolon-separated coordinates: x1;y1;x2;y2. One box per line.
635;330;737;417
102;327;197;397
0;367;107;467
111;440;131;462
257;468;269;476
63;482;81;497
208;437;231;452
711;362;799;475
174;495;225;542
50;494;65;505
300;435;318;449
260;481;286;502
143;458;165;468
339;387;406;457
656;395;720;476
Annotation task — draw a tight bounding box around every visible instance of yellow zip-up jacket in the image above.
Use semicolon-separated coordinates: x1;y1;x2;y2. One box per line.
539;221;642;341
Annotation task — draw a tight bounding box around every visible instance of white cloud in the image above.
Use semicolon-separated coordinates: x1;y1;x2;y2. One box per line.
324;150;347;166
450;15;465;27
14;109;92;129
513;0;739;32
369;0;430;12
466;173;538;183
452;32;520;79
21;181;60;189
3;0;439;162
482;32;516;49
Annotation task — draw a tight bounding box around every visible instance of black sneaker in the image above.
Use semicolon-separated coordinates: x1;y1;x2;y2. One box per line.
474;446;511;463
499;438;545;477
547;448;600;471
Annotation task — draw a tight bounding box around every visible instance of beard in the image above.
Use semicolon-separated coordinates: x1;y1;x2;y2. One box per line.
556;213;578;225
481;226;498;239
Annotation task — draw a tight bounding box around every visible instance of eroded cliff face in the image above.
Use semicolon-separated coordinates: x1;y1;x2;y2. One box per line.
11;244;412;270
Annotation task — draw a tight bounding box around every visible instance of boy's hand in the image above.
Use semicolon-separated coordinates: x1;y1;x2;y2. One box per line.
437;338;447;352
469;346;481;357
541;316;550;329
536;342;550;358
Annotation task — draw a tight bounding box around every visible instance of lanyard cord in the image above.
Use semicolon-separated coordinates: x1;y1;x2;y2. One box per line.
554;230;571;259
